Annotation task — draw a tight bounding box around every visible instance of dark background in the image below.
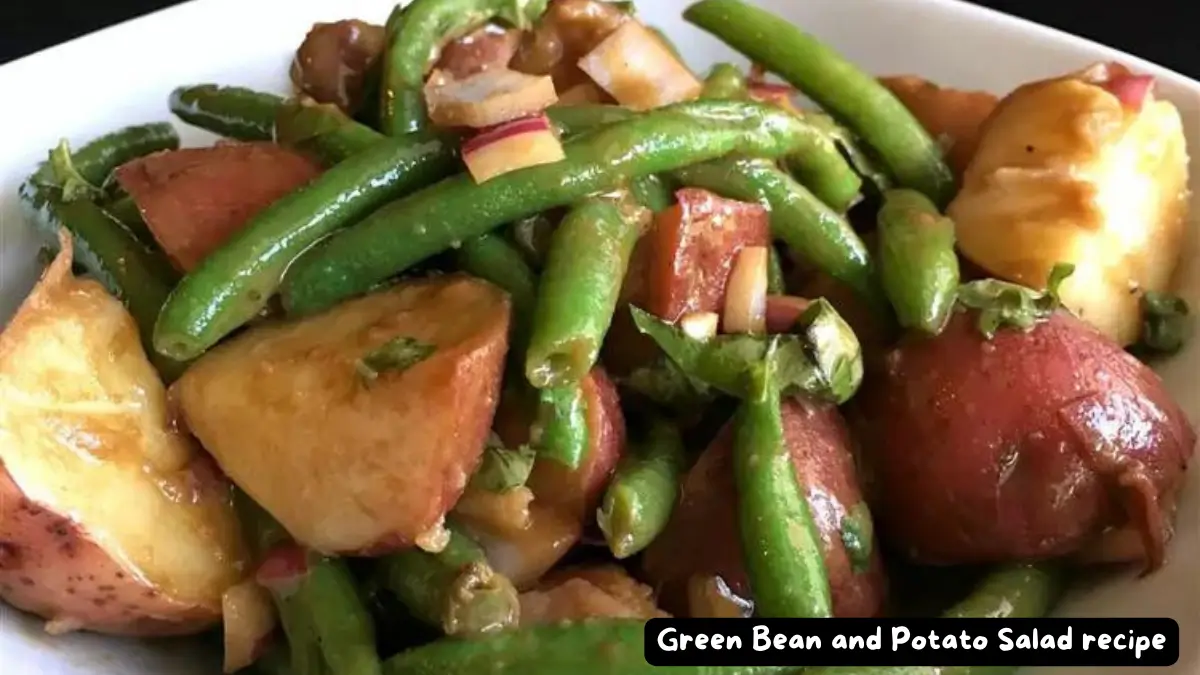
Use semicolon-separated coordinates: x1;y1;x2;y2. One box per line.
1;0;1198;77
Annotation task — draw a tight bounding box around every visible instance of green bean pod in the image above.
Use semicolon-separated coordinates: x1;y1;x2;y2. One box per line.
526;194;645;388
545;105;638;138
877;188;960;335
457;233;538;357
734;361;832;618
382;620;797;675
684;0;954;206
380;0;550;135
673;157;882;311
102;193;156;246
281;100;824;316
597;420;686;558
169;84;284;141
275;101;387;166
767;245;786;295
377;524;519;635
153;130;460;360
701;62;750;100
533;384;589;469
304;558;384;675
629;173;675;214
21;122;180;212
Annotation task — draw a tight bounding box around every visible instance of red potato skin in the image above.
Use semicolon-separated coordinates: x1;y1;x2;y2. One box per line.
0;463;218;637
495;367;627;521
852;311;1196;569
641;397;887;618
115;144;321;271
603;189;771;375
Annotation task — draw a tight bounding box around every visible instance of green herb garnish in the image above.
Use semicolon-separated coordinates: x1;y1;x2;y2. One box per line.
1138;290;1191;354
839;502;875;574
356;336;435;383
48;140;104;202
956;263;1074;338
469;443;537;493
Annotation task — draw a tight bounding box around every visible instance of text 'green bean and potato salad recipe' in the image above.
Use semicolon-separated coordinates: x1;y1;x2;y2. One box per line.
0;0;1194;674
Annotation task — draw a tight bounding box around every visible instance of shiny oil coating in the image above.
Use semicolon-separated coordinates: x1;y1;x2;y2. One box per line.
684;0;955;207
153;130;459;360
281;100;819;316
380;0;551;135
169;84;285;141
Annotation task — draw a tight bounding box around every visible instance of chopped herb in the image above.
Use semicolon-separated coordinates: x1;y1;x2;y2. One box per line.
956;263;1074;338
48;140;104;202
839;502;875;574
620;357;715;412
469;443;537;493
1138;291;1192;354
356;337;435;382
795;298;864;405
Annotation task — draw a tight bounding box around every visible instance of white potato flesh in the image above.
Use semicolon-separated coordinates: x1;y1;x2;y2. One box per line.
577;21;702;111
176;276;511;556
949;63;1191;346
0;234;246;636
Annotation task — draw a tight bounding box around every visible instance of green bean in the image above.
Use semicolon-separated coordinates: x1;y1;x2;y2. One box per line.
380;0;549;135
153;130;460;360
21;123;180;213
103;193;157;247
281;100;822;316
169;84;283;141
767;244;786;295
275;590;327;675
1138;291;1192;354
597;420;685;558
457;233;538;357
877;189;959;335
44;199;188;381
630;173;675;213
545;105;637;138
526;194;645;388
533;384;589;469
248;647;293;675
684;0;955;206
701;63;749;100
673;157;882;310
377;524;519;635
275;100;387;166
782;134;864;214
805;112;893;195
382;620;797;675
304;558;383;675
734;360;831;618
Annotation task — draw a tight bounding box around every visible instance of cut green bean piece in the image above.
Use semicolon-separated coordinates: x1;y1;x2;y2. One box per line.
169;84;284;141
533;384;589;469
598;420;686;558
457;233;539;358
877;188;960;335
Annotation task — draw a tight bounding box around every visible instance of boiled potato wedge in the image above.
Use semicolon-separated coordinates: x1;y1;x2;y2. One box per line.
177;275;511;556
949;62;1190;346
0;234;246;636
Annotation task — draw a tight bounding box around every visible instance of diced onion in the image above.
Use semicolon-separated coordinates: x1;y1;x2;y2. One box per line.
764;295;812;334
415;516;451;553
462;114;567;183
577;21;702;111
425;68;559;128
453;485;535;537
723;246;769;334
679;311;719;340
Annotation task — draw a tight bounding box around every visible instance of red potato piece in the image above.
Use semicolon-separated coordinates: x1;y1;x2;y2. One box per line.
291;20;386;115
851;311;1195;570
466;503;582;590
646;188;772;323
765;295;811;334
0;236;246;636
642;397;887;618
115;143;321;271
436;25;521;79
519;564;667;624
879;75;999;177
176;276;511;556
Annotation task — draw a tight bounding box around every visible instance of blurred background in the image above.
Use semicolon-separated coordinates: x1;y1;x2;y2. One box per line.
0;0;1197;76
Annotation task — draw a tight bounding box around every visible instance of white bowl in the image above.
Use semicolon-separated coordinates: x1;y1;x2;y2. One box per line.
1;0;1196;673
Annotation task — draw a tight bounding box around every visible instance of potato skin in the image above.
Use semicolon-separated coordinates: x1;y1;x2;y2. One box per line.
0;237;245;636
177;276;510;556
642;397;887;618
853;311;1195;569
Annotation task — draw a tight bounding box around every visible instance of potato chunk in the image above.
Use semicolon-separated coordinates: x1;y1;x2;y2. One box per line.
177;276;511;555
949;62;1191;346
0;235;246;636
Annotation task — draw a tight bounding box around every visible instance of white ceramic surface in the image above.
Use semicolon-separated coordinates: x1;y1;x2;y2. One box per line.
0;0;1196;673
